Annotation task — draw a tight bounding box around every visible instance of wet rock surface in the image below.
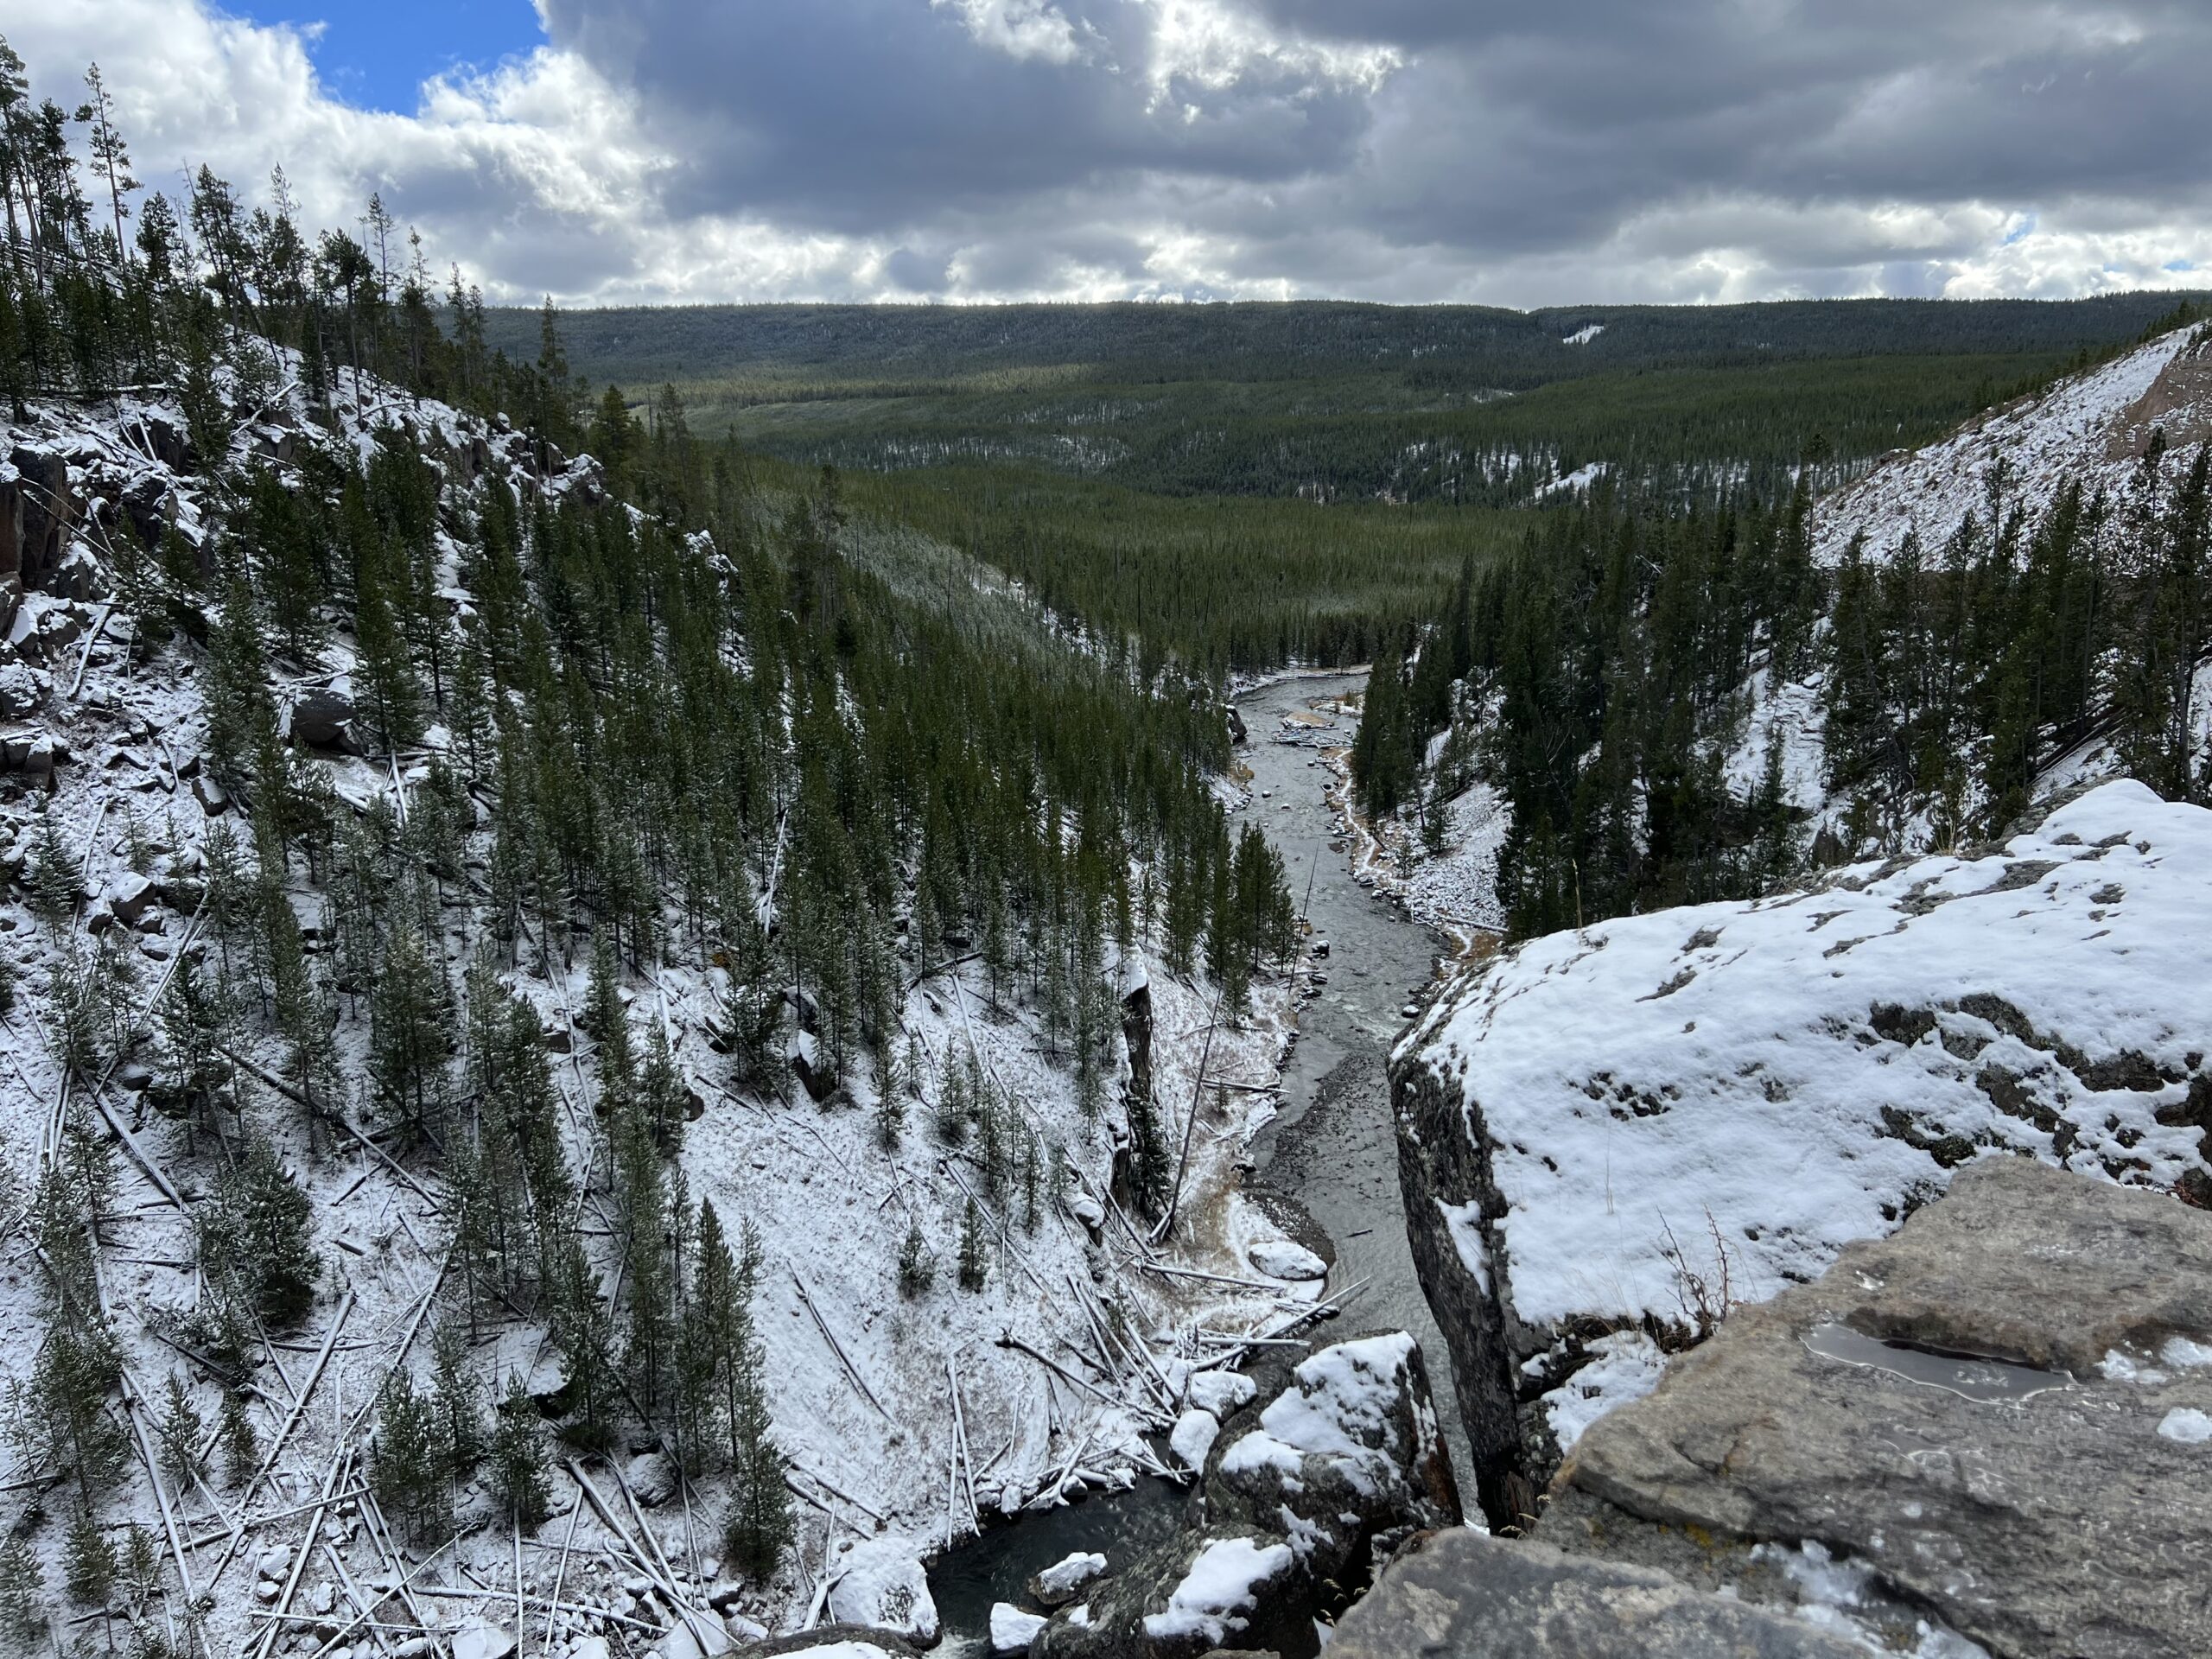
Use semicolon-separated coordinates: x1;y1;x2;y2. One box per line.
1324;1530;1864;1659
1552;1158;2212;1658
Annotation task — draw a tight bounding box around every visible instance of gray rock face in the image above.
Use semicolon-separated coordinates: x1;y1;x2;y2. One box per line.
1324;1530;1864;1659
1391;783;2212;1533
1559;1159;2212;1659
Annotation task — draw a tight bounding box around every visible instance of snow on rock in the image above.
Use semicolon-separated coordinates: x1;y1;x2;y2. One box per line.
1139;1536;1295;1648
1395;777;2212;1527
767;1643;912;1659
1032;1552;1108;1605
1538;1331;1666;1453
658;1611;734;1659
828;1535;940;1645
1169;1408;1220;1471
450;1622;518;1659
1813;322;2212;566
1040;1332;1458;1659
1246;1238;1327;1281
1183;1369;1256;1419
990;1603;1050;1654
1219;1332;1433;1501
2158;1408;2212;1445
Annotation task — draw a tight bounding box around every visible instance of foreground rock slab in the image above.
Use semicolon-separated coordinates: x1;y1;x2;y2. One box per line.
1559;1158;2212;1658
1325;1529;1864;1659
1393;779;2212;1527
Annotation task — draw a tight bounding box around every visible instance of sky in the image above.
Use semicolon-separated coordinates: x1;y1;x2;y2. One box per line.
18;1;2212;308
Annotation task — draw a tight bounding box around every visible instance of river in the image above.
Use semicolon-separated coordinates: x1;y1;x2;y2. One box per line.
930;669;1466;1649
1234;670;1468;1491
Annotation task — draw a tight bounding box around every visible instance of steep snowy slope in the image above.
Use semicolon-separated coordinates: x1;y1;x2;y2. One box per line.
0;366;1325;1654
1392;779;2212;1527
1813;321;2212;564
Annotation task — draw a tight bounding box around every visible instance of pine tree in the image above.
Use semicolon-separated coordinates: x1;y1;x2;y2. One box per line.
429;1320;484;1484
0;1532;44;1640
896;1218;932;1299
121;1522;160;1614
488;1372;550;1530
195;1133;319;1329
219;1389;258;1488
372;1370;447;1543
27;806;79;934
711;1213;787;1583
64;1509;114;1605
957;1198;988;1293
156;1372;207;1489
371;925;450;1145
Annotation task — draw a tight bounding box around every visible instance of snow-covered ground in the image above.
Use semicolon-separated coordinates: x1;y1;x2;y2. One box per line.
1396;779;2212;1439
0;364;1326;1656
1813;322;2212;565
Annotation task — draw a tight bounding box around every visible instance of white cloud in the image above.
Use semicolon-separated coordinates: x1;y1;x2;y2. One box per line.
931;0;1090;66
15;0;2211;307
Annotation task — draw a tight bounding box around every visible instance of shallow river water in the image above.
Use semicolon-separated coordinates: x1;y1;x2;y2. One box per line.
929;671;1465;1648
1234;671;1467;1488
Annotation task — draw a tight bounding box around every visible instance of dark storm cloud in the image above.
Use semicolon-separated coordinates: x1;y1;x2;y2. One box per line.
536;0;1376;235
505;0;2212;299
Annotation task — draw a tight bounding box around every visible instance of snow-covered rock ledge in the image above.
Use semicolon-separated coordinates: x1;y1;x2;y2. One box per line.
1389;779;2212;1529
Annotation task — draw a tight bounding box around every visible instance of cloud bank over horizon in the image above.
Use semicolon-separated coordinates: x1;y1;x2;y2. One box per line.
17;0;2212;309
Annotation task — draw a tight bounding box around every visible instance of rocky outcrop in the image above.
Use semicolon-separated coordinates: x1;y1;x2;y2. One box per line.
1548;1158;2212;1659
1391;780;2212;1530
1033;1332;1459;1659
1323;1530;1863;1659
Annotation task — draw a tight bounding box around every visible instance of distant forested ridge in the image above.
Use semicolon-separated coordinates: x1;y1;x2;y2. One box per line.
481;295;2209;391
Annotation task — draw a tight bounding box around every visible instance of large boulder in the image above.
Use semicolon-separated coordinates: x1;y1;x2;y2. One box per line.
1391;780;2212;1529
1551;1159;2212;1658
827;1535;939;1648
282;683;365;753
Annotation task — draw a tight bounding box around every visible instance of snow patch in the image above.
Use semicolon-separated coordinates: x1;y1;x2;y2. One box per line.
1141;1536;1295;1645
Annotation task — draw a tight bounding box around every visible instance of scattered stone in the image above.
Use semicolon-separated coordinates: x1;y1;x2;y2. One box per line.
0;661;48;719
257;1546;290;1581
105;870;155;925
658;1611;732;1659
281;683;364;753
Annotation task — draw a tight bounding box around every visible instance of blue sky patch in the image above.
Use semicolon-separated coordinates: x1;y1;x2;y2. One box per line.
222;0;544;112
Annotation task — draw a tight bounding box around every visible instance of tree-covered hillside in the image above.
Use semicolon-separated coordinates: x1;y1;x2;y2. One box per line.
481;295;2208;391
0;35;1310;1654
